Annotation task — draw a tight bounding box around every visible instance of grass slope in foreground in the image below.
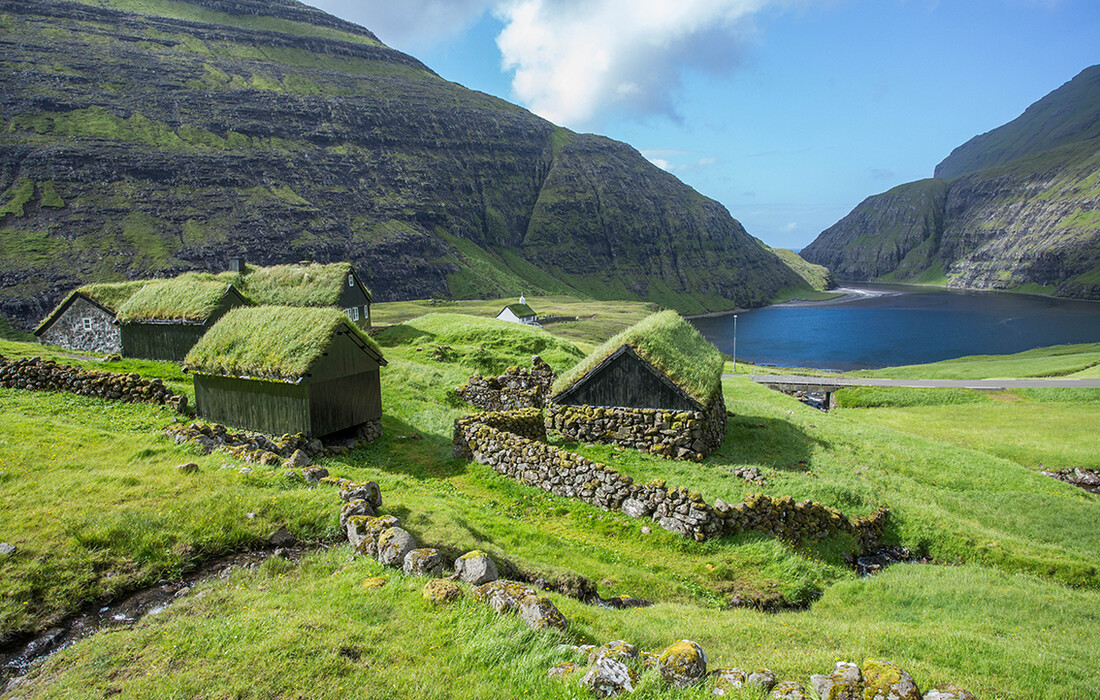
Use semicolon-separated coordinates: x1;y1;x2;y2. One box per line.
2;322;1099;697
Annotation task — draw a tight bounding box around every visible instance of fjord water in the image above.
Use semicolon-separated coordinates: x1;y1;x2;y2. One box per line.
691;284;1100;370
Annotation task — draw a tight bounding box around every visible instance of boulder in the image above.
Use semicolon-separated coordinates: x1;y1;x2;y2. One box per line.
349;515;400;557
473;581;537;614
748;668;777;692
360;576;387;590
340;499;376;529
176;462;199;474
340;480;382;508
284;449;311;468
422;579;463;605
377;527;417;567
518;595;567;631
269;526;296;547
811;661;863;700
712;668;745;695
301;466;328;483
0;543;16;557
923;684;976;700
403;548;444;577
770;680;807;699
455;550;498;585
588;640;638;665
658;639;707;688
547;661;582;680
580;658;637;697
863;659;921;700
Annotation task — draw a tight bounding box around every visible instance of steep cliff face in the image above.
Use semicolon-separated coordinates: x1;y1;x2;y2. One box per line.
0;0;803;327
802;66;1100;299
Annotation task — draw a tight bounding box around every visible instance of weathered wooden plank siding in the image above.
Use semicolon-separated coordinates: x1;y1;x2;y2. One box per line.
555;349;700;411
122;324;207;362
194;374;311;436
308;371;381;437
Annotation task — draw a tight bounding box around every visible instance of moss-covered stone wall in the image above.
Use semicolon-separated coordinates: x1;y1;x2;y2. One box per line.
456;356;555;412
0;355;185;409
453;409;886;544
546;395;727;462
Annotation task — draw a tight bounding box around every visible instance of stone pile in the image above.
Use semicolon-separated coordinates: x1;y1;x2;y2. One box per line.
454;412;887;544
166;420;382;468
550;641;976;699
1042;467;1100;495
547;398;727;462
456;355;555;411
339;479;569;632
0;355;185;410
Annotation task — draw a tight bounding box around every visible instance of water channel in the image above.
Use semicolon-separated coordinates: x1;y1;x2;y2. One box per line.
690;284;1100;371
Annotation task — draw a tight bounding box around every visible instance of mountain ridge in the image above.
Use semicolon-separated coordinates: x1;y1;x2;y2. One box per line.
0;0;806;328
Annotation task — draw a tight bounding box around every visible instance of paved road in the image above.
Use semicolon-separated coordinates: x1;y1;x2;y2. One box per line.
729;374;1100;389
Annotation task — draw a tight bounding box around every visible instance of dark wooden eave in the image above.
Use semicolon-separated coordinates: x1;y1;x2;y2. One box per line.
550;344;704;411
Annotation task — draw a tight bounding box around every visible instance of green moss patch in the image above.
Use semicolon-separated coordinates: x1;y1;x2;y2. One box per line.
238;262;362;307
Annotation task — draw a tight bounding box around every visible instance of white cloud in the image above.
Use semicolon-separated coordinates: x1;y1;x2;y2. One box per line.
641;149;720;173
781;222;798;232
494;0;779;127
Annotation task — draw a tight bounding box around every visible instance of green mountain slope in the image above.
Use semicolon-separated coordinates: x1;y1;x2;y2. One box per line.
802;66;1100;299
0;0;804;327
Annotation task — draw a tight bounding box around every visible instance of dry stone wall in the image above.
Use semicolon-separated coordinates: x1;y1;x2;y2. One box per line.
453;409;886;544
0;355;185;409
547;396;727;462
456;355;555;411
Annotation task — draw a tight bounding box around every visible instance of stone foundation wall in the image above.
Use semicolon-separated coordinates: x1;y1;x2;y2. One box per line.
453;409;886;544
453;408;546;459
0;355;185;410
38;297;121;354
456;356;555;411
547;395;727;462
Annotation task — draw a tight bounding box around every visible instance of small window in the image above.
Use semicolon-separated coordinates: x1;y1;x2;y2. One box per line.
82;318;93;331
344;306;359;321
348;274;354;287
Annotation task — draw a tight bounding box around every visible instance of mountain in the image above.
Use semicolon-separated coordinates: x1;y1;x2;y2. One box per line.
0;0;805;329
802;66;1100;299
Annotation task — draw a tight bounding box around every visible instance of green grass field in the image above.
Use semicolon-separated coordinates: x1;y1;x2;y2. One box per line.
3;313;1099;698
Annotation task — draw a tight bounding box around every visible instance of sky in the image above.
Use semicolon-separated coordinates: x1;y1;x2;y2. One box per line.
308;0;1099;250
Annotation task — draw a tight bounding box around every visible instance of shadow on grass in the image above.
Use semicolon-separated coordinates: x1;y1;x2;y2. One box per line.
349;415;468;480
711;414;827;472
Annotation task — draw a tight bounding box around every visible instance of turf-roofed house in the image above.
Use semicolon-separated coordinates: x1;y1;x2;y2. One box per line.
547;311;728;461
495;296;539;326
237;261;373;329
33;280;148;354
184;306;387;438
116;274;250;361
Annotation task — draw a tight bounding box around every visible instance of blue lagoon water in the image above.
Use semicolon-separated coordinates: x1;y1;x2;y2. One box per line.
690;284;1100;370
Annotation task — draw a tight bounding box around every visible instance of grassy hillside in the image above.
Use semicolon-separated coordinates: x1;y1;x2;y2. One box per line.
3;321;1099;697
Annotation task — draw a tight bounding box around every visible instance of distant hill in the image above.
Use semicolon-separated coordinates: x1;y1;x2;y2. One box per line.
0;0;805;329
802;65;1100;299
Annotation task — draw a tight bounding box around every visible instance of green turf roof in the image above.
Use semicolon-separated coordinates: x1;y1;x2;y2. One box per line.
184;306;383;381
35;280;151;333
502;303;535;318
552;310;724;405
115;273;241;322
239;262;368;307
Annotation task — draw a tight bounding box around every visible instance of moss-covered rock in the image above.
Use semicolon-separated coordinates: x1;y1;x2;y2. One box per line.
810;661;863;700
402;548;444;577
473;580;537;614
580;658;637;697
547;661;581;680
588;640;638;665
770;680;807;699
922;684;976;700
712;667;745;696
517;594;567;632
862;659;921;700
376;526;416;567
658;639;707;688
455;550;498;586
422;579;462;605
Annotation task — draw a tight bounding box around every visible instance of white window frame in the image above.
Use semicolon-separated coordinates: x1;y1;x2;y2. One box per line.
344;306;360;321
348;274;355;287
82;317;93;331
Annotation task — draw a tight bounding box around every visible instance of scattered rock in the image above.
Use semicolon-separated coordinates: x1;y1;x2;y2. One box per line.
403;548;444;577
588;640;638;665
518;594;568;631
0;543;16;557
239;467;253;475
770;680;807;699
360;576;387;590
283;449;312;468
340;480;382;508
863;658;921;699
269;526;296;547
547;661;582;680
302;466;328;483
748;668;777;692
473;580;537;614
455;550;498;585
641;526;651;535
811;661;863;700
422;579;463;605
712;668;745;695
176;462;199;474
340;499;376;529
377;527;417;567
580;658;637;697
923;684;976;700
658;639;708;688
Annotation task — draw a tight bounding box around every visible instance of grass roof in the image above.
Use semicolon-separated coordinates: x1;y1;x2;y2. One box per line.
239;262;366;307
115;273;240;322
503;303;535;317
552;310;724;405
184;306;382;381
77;280;152;312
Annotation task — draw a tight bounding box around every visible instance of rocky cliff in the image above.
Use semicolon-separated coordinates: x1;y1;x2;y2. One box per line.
0;0;804;328
802;66;1100;299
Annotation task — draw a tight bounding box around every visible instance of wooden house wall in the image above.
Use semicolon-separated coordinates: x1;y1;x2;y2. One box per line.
122;323;207;362
194;374;311;436
554;348;701;411
307;332;381;382
308;370;382;437
339;276;372;328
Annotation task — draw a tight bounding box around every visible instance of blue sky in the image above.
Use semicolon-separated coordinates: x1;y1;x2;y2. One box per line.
309;0;1098;250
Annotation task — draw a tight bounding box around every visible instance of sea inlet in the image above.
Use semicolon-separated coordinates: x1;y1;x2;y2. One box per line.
690;284;1100;371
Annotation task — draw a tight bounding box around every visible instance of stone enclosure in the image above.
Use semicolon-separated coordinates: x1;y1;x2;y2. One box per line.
0;355;185;410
